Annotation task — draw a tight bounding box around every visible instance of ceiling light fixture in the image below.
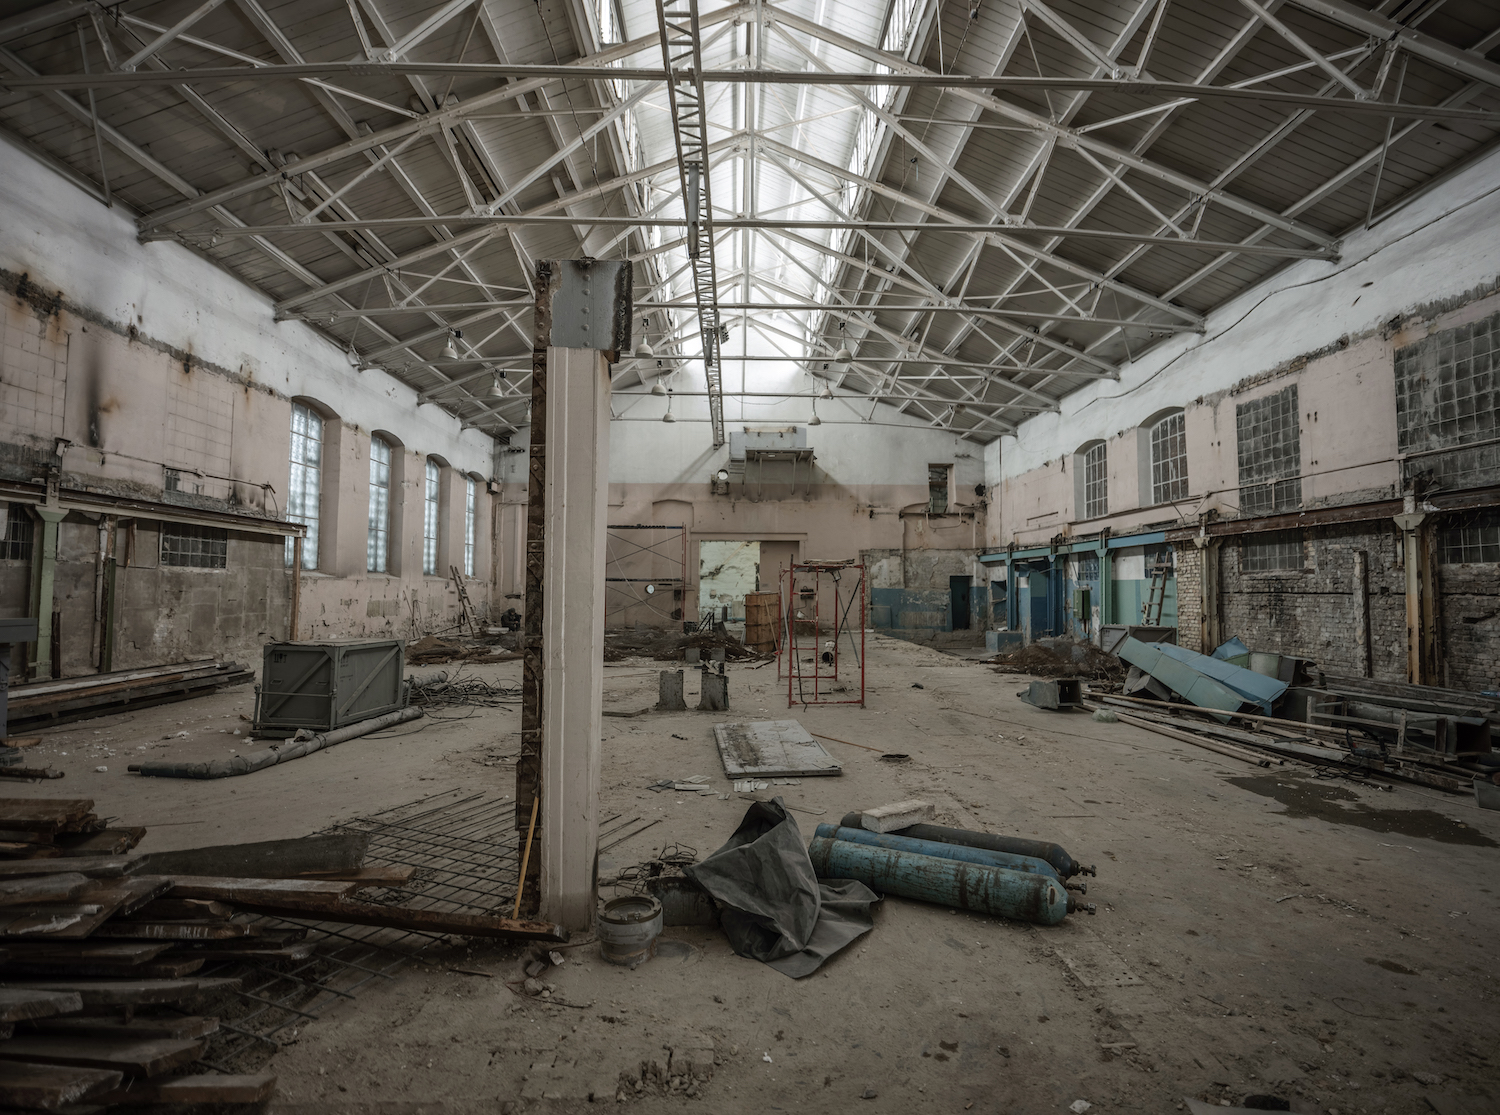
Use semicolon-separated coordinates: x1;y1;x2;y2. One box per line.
440;328;462;360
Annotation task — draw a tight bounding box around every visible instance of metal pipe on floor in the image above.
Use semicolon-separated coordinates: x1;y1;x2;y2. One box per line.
838;813;1094;877
129;707;423;779
807;836;1091;925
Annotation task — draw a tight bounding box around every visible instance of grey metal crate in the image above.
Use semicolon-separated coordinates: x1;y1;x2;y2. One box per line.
254;639;406;735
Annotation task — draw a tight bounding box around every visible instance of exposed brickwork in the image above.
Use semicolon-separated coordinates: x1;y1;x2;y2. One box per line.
1218;523;1409;680
1174;544;1204;653
1435;559;1500;692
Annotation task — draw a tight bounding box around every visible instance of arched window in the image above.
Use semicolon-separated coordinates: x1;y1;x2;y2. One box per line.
463;475;477;578
368;436;392;573
1149;410;1188;504
1078;441;1107;520
423;458;442;575
286;401;322;569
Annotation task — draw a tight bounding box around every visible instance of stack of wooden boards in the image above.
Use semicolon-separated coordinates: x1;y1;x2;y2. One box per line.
5;660;253;736
0;797;568;1113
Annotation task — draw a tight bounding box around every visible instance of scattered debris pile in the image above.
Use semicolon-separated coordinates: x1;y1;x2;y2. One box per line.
988;638;1124;681
1088;635;1500;799
603;626;769;663
405;636;521;667
406;668;521;710
0;796;569;1111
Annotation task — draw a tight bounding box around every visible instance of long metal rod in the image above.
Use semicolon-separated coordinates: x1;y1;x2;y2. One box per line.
11;62;1500;123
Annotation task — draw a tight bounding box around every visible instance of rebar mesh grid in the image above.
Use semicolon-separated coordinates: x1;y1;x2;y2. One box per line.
189;787;521;1072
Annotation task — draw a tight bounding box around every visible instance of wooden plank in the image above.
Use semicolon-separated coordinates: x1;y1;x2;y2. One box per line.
0;942;169;963
94;921;256;941
224;895;569;942
295;865;416;886
138;833;370;879
0;906;102;937
165;876;364;902
52;830;146;858
0;801;95;835
0;1034;207;1078
0;858;140;880
0;1060;121;1110
24;1016;219;1041
42;878;175;940
131;899;233;921
165;941;315;962
0;829;54;843
0;988;84;1022
6;660;216;698
96;1071;275;1105
713;720;843;778
0;957;207;979
0;979;239;1007
0;874;90;907
0;842;64;858
168;928;305;950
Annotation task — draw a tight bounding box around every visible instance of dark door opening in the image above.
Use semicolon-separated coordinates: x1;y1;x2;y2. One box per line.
949;575;972;630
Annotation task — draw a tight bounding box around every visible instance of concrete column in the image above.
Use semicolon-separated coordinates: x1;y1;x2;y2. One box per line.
1394;510;1429;684
1352;550;1371;677
29;507;66;679
538;346;610;931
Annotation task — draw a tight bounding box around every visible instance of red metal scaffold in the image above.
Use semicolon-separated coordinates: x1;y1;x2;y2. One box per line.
779;561;865;708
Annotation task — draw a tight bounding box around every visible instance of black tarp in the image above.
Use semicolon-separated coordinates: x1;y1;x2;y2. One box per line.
684;797;878;978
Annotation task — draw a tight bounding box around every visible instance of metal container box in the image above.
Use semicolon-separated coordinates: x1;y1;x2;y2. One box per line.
254;639;406;736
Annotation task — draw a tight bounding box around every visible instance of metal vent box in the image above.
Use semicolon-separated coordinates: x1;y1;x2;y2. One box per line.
254;639;406;735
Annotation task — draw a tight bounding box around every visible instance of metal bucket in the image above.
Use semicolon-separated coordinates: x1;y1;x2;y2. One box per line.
599;895;663;968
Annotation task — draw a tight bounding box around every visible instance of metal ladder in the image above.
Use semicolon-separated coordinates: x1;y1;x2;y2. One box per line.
449;565;479;634
1142;564;1169;625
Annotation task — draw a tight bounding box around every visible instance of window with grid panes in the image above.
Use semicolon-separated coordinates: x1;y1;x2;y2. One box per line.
1244;530;1304;572
286;402;322;569
1150;411;1188;504
367;437;391;573
1441;512;1500;564
1236;385;1301;514
423;459;441;575
928;465;950;514
161;524;227;569
463;477;476;578
1083;442;1107;519
1394;310;1500;490
1;505;33;562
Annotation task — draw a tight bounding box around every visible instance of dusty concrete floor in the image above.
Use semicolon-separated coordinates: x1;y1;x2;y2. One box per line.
8;634;1500;1114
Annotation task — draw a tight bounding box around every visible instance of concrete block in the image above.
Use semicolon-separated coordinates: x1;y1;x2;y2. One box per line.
656;670;686;711
697;671;728;712
859;799;935;833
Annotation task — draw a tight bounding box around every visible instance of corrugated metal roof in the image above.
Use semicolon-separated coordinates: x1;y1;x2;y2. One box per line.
1;0;1496;441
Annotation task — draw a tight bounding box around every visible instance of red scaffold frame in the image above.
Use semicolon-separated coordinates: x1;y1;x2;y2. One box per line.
779;561;865;708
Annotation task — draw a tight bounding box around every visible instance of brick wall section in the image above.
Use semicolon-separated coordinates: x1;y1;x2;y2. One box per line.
1218;522;1409;680
1435;561;1500;692
1174;544;1204;653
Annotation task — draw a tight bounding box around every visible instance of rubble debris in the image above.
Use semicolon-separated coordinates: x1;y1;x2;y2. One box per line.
405;635;521;666
988;640;1124;681
857;799;935;833
604;626;769;663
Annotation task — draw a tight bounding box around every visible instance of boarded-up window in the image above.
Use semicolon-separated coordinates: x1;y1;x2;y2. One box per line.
928;465;950;514
1236;385;1300;514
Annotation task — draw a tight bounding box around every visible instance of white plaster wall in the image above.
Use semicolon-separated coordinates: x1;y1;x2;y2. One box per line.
0;132;493;479
999;145;1500;479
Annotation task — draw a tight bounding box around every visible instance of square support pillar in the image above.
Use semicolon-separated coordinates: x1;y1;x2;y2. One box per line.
537;346;610;931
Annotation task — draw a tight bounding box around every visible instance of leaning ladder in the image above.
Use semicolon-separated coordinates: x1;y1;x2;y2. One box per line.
1142;564;1168;625
450;565;479;634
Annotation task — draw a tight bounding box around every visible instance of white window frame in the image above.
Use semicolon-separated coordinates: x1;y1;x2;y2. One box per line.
1150;411;1188;504
463;477;476;578
286;402;322;570
423;459;441;576
368;436;391;573
1083;442;1108;520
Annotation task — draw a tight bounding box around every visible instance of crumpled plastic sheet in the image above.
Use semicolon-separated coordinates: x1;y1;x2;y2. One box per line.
684;796;878;978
